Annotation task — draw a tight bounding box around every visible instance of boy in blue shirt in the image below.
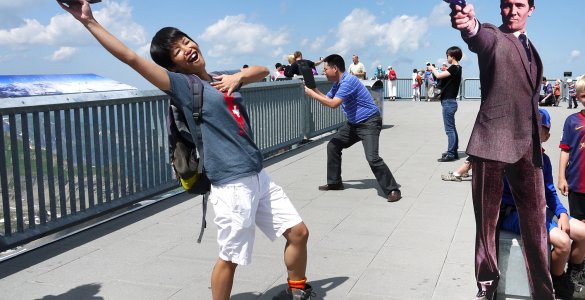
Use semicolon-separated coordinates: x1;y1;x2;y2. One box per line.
501;108;585;299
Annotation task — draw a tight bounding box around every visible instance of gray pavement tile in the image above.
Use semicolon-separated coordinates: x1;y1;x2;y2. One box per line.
314;231;389;254
432;262;477;300
348;267;437;299
117;258;208;287
99;280;181;300
384;228;453;251
370;245;448;274
306;247;377;278
445;239;475;265
169;284;214;300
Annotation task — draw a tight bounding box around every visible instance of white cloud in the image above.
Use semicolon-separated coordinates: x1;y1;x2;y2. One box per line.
428;2;452;27
309;36;326;52
0;1;146;48
570;50;581;62
328;8;429;56
0;0;39;10
136;43;151;59
272;46;284;58
50;46;78;61
199;14;289;61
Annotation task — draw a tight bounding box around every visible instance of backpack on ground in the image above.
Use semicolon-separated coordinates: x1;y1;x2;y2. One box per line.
167;74;211;243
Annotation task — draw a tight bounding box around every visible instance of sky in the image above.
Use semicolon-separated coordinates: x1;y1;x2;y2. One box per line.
1;0;584;90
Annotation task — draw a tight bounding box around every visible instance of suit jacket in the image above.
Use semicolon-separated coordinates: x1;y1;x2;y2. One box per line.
464;23;544;167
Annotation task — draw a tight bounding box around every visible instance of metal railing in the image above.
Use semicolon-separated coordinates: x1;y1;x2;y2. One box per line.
2;75;509;251
381;78;482;100
0;78;343;252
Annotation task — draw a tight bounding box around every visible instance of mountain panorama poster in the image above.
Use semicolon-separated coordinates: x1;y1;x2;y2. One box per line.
0;74;136;98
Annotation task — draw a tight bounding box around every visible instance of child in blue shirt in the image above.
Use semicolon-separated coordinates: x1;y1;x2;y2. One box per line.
501;108;585;298
559;75;585;219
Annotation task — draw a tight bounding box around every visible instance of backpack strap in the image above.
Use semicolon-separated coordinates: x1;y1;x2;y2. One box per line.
197;192;209;243
182;74;210;244
183;75;205;175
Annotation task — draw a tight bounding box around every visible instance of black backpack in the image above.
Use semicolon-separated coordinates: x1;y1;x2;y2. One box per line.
168;74;211;243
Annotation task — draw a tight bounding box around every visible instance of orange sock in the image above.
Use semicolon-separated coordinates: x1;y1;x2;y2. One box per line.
288;277;307;290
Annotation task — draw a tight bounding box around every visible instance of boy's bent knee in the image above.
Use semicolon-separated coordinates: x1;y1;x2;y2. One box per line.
551;231;571;254
215;259;238;271
285;222;309;244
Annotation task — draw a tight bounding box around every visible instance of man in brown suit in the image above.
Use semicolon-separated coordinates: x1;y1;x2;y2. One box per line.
449;1;554;299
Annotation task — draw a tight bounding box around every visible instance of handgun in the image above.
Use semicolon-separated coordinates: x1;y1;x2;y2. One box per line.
58;0;102;4
443;0;466;6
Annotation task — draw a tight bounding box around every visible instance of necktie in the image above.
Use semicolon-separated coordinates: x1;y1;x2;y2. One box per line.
518;34;532;62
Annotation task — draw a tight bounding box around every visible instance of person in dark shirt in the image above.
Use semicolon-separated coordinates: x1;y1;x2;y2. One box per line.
284;50;322;77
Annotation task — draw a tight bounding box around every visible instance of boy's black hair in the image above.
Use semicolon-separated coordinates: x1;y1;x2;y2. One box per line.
323;54;345;72
446;46;463;61
275;63;282;69
150;27;196;71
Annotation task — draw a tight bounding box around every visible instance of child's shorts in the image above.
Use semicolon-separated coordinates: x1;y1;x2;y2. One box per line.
210;169;302;266
501;209;571;234
568;191;585;220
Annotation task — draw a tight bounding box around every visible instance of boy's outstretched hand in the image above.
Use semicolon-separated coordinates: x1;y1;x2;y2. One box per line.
57;0;94;24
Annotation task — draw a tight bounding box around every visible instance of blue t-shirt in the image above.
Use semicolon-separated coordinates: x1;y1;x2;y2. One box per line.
501;151;568;234
501;151;568;217
560;111;585;193
326;72;379;124
166;71;263;185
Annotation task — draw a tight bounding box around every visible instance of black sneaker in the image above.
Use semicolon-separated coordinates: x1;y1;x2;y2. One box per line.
552;273;574;300
568;262;585;291
438;155;457;162
273;284;315;300
441;152;459;159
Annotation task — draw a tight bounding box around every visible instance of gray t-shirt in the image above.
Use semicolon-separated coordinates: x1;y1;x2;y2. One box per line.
166;71;263;185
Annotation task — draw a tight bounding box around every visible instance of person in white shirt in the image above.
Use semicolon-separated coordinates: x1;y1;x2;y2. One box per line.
347;54;366;79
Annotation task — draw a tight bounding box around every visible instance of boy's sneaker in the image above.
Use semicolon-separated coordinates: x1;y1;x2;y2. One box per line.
568;262;585;291
273;284;314;300
552;273;575;300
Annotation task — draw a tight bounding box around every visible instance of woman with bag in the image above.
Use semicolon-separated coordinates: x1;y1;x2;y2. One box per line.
428;46;463;162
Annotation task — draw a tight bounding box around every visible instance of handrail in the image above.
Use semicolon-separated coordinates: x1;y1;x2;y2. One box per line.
0;79;344;251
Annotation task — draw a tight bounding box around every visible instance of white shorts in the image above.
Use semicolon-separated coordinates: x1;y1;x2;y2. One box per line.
210;169;302;266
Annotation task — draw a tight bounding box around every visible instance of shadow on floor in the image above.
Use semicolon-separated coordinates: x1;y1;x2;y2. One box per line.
34;283;103;300
231;276;349;300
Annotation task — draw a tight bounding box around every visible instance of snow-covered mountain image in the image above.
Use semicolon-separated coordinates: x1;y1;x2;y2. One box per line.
0;74;136;98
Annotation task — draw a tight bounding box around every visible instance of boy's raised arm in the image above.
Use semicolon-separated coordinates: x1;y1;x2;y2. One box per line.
58;0;170;91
